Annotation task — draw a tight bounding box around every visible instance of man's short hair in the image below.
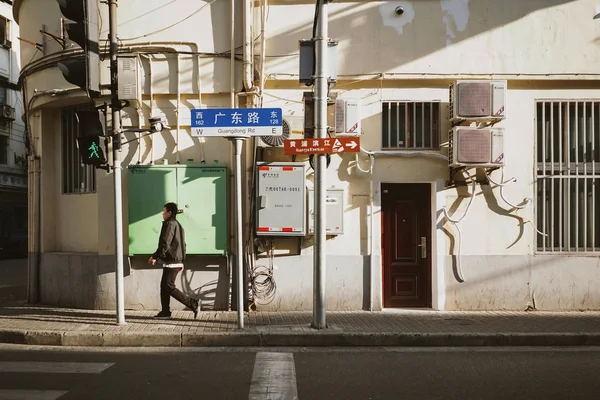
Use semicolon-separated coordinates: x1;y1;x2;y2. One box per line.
164;202;178;216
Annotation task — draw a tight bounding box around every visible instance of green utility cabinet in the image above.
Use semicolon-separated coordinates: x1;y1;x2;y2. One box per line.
127;165;228;255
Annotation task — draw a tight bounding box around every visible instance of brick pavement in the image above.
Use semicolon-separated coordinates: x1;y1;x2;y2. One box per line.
0;304;599;347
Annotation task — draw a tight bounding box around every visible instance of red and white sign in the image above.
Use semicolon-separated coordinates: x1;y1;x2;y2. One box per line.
284;137;360;155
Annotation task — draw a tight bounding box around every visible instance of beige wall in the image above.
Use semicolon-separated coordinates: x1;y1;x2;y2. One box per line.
263;0;596;80
15;0;600;310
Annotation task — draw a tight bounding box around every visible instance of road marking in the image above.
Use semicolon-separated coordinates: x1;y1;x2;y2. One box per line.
249;352;298;400
0;390;68;400
0;362;114;374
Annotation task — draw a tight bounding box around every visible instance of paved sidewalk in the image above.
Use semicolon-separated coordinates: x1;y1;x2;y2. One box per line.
1;304;600;347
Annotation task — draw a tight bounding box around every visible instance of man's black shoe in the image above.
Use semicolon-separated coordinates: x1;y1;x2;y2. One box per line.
154;311;172;319
191;299;199;319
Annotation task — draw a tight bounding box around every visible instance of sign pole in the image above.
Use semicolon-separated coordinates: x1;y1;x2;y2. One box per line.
313;0;329;330
109;0;125;325
189;108;283;330
232;136;246;329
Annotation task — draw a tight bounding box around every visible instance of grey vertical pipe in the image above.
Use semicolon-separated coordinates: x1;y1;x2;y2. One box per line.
313;0;328;329
233;137;245;329
27;154;40;304
109;0;125;325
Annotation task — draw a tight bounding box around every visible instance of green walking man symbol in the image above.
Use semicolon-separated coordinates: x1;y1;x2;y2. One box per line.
88;142;100;159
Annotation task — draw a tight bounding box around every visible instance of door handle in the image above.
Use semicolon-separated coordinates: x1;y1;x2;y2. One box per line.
417;236;426;259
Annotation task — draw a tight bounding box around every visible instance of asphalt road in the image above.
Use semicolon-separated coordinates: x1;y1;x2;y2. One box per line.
0;345;599;400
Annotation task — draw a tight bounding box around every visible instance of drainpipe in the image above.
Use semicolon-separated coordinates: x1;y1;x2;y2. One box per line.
243;0;259;103
176;53;181;163
259;0;267;107
27;150;40;304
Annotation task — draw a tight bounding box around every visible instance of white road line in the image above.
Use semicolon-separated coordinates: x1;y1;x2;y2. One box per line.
0;362;114;374
249;352;299;400
0;389;68;400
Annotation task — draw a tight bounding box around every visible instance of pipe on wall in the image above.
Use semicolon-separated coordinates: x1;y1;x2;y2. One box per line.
176;53;181;163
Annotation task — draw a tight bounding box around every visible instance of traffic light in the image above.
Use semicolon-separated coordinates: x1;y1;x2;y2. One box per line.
77;135;106;166
56;0;100;96
75;110;106;166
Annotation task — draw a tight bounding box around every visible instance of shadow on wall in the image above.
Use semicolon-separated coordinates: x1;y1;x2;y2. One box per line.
131;256;230;311
267;0;578;75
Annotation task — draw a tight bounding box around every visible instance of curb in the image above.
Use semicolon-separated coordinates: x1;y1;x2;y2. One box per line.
2;329;600;347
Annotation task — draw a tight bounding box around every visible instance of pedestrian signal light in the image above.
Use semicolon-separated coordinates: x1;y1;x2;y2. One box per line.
77;135;106;166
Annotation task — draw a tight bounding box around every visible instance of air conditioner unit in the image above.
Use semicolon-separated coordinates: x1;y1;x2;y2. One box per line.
448;127;504;168
449;80;506;121
0;104;15;121
259;115;304;147
335;98;361;136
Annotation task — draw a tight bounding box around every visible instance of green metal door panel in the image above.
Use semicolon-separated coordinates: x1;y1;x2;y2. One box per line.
176;166;228;255
127;166;177;255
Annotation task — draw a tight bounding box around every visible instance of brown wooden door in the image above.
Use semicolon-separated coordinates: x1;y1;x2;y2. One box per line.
382;183;431;308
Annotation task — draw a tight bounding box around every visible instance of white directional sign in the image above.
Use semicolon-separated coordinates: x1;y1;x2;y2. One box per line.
190;108;283;137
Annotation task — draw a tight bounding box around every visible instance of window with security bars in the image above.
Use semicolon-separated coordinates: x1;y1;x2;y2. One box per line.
536;100;600;252
381;101;441;149
62;106;96;194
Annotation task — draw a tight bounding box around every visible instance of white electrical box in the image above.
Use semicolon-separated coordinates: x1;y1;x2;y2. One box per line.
256;162;306;236
307;188;344;235
117;55;142;103
335;98;361;136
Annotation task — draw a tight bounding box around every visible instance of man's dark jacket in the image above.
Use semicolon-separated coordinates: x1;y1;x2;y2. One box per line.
152;217;186;263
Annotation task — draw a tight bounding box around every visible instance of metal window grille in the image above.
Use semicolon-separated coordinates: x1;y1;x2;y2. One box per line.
61;106;96;194
381;101;441;149
536;100;600;252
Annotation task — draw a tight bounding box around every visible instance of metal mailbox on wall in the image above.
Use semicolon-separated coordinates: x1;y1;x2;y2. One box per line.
255;162;306;236
127;165;228;255
308;188;344;235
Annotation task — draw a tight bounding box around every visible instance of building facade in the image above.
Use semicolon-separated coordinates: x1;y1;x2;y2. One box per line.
13;0;600;311
0;0;26;260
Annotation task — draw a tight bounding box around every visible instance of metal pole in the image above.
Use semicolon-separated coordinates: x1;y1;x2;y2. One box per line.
312;0;328;329
233;137;245;329
109;0;125;325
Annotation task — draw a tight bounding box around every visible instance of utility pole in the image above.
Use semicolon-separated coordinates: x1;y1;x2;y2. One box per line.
108;0;125;325
313;0;328;329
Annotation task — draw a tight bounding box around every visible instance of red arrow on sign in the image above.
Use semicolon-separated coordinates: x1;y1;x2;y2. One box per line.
284;137;360;155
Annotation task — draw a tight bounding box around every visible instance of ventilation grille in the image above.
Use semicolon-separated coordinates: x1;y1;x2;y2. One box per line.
458;82;491;117
449;83;454;120
448;129;454;165
260;119;290;147
456;129;491;163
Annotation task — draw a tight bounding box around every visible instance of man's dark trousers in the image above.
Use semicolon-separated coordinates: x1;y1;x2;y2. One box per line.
160;267;194;312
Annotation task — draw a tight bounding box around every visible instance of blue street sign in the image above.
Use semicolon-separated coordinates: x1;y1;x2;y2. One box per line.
190;108;283;137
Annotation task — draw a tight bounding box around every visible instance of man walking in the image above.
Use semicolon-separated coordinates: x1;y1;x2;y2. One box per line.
148;202;199;319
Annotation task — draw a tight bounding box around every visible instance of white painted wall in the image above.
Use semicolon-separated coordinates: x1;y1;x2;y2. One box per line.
263;0;598;79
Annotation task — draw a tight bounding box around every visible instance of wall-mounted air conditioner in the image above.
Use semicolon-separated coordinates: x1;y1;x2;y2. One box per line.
0;104;15;121
335;98;361;136
449;80;506;121
259;115;304;147
448;127;504;168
